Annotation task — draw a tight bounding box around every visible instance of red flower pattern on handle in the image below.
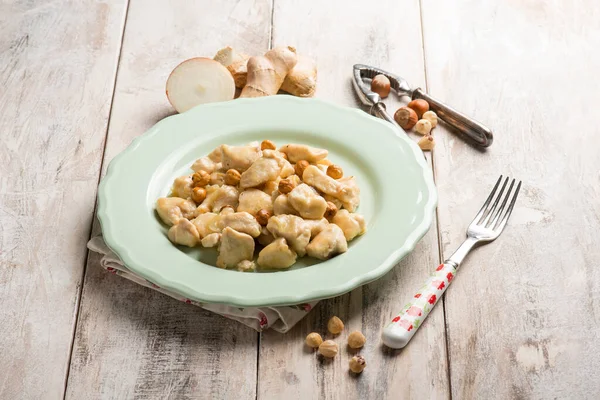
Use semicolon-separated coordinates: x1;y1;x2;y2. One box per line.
436;264;444;271
392;316;401;323
414;293;421;298
447;272;454;282
432;280;445;290
407;306;422;316
427;294;437;304
399;319;413;331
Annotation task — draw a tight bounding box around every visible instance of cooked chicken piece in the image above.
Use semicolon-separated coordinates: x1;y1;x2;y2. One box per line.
262;177;281;196
210;171;226;186
216;227;255;269
199;185;239;212
220;144;261;172
191;157;219;174
338;176;361;212
239;156;281;188
201;232;221;248
208;145;223;162
317;159;333;167
257;238;297;269
267;214;311;256
286;174;302;186
191;212;219;237
323;193;343;209
280;159;295;177
306;224;348;260
257;226;275;246
236;260;256;272
220;206;235;216
302;166;360;211
262;149;295;178
304;218;329;238
316;164;328;173
217;212;262;237
238;189;273;215
332;209;366;241
167;219;200;247
171;175;194;199
279;144;328;163
288;183;328;219
273;194;299;216
156;197;197;226
204;207;236;234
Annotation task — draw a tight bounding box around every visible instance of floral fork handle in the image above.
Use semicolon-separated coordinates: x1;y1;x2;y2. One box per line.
382;262;456;349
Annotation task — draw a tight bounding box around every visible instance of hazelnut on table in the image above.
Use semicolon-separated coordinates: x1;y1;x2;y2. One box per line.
348;331;366;349
305;332;323;348
394;107;418;130
415;119;432;136
349;355;366;373
418;135;436;151
407;99;429;118
422;110;438;128
371;74;391;98
327;316;344;334
318;340;338;358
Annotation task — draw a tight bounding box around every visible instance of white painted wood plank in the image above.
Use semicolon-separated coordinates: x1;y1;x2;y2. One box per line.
65;0;271;398
0;0;127;398
258;1;450;398
422;1;600;398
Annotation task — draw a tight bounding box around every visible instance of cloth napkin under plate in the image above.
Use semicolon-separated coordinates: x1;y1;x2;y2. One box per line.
87;236;317;332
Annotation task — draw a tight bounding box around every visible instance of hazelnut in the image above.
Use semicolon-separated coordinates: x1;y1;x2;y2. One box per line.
294;160;310;177
327;316;344;334
422;110;438;128
318;340;338;358
255;209;272;226
349;355;366;373
278;178;297;194
418;135;436;151
371;74;391;98
394;107;418;130
225;169;241;186
415;119;432;135
261;140;276;150
324;201;338;220
348;331;366;349
191;187;207;204
305;332;323;348
326;164;343;180
407;99;430;118
192;170;210;187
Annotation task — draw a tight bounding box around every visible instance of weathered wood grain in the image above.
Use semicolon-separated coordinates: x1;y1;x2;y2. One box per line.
0;0;128;398
422;1;600;398
64;0;271;398
257;1;450;399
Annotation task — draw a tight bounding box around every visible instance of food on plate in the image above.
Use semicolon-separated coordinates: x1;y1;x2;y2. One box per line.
156;141;366;271
318;340;339;358
347;331;366;349
305;332;323;349
166;58;235;113
407;99;429;118
327;316;344;334
370;74;391;98
349;355;366;373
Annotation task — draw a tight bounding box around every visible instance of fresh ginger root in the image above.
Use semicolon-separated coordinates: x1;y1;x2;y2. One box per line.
214;46;250;88
281;56;317;97
240;46;298;98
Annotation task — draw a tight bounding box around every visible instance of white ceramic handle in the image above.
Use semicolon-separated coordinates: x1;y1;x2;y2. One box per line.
382;262;457;349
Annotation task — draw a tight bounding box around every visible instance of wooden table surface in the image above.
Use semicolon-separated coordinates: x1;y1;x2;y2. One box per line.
2;0;599;399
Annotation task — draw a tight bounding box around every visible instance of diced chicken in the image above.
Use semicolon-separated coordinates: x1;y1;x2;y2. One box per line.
286;174;302;186
239;156;281;188
210;171;226;186
317;159;333;167
191;157;219;174
338;176;361;212
236;260;256;272
262;177;281;196
257;238;297;269
273;194;299;216
201;232;221;248
199;185;239;212
171;175;194;199
280;159;295;177
279;144;328;163
267;214;311;256
167;219;200;247
237;189;273;215
156;197;198;226
191;212;219;237
332;209;366;241
287;183;327;219
216;227;255;269
323;193;343;209
316;164;328;173
304;218;329;238
302;166;360;211
262;150;295;177
306;224;348;260
257;226;276;246
217;212;262;237
220;144;261;172
208;146;223;162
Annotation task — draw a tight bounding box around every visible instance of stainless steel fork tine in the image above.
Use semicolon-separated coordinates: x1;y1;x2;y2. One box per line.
470;175;503;226
494;181;522;231
487;178;515;228
481;177;509;226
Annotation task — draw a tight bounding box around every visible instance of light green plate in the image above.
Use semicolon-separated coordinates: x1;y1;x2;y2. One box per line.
97;96;436;307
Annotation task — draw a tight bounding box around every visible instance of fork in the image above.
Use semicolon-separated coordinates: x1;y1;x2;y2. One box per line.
382;176;522;349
